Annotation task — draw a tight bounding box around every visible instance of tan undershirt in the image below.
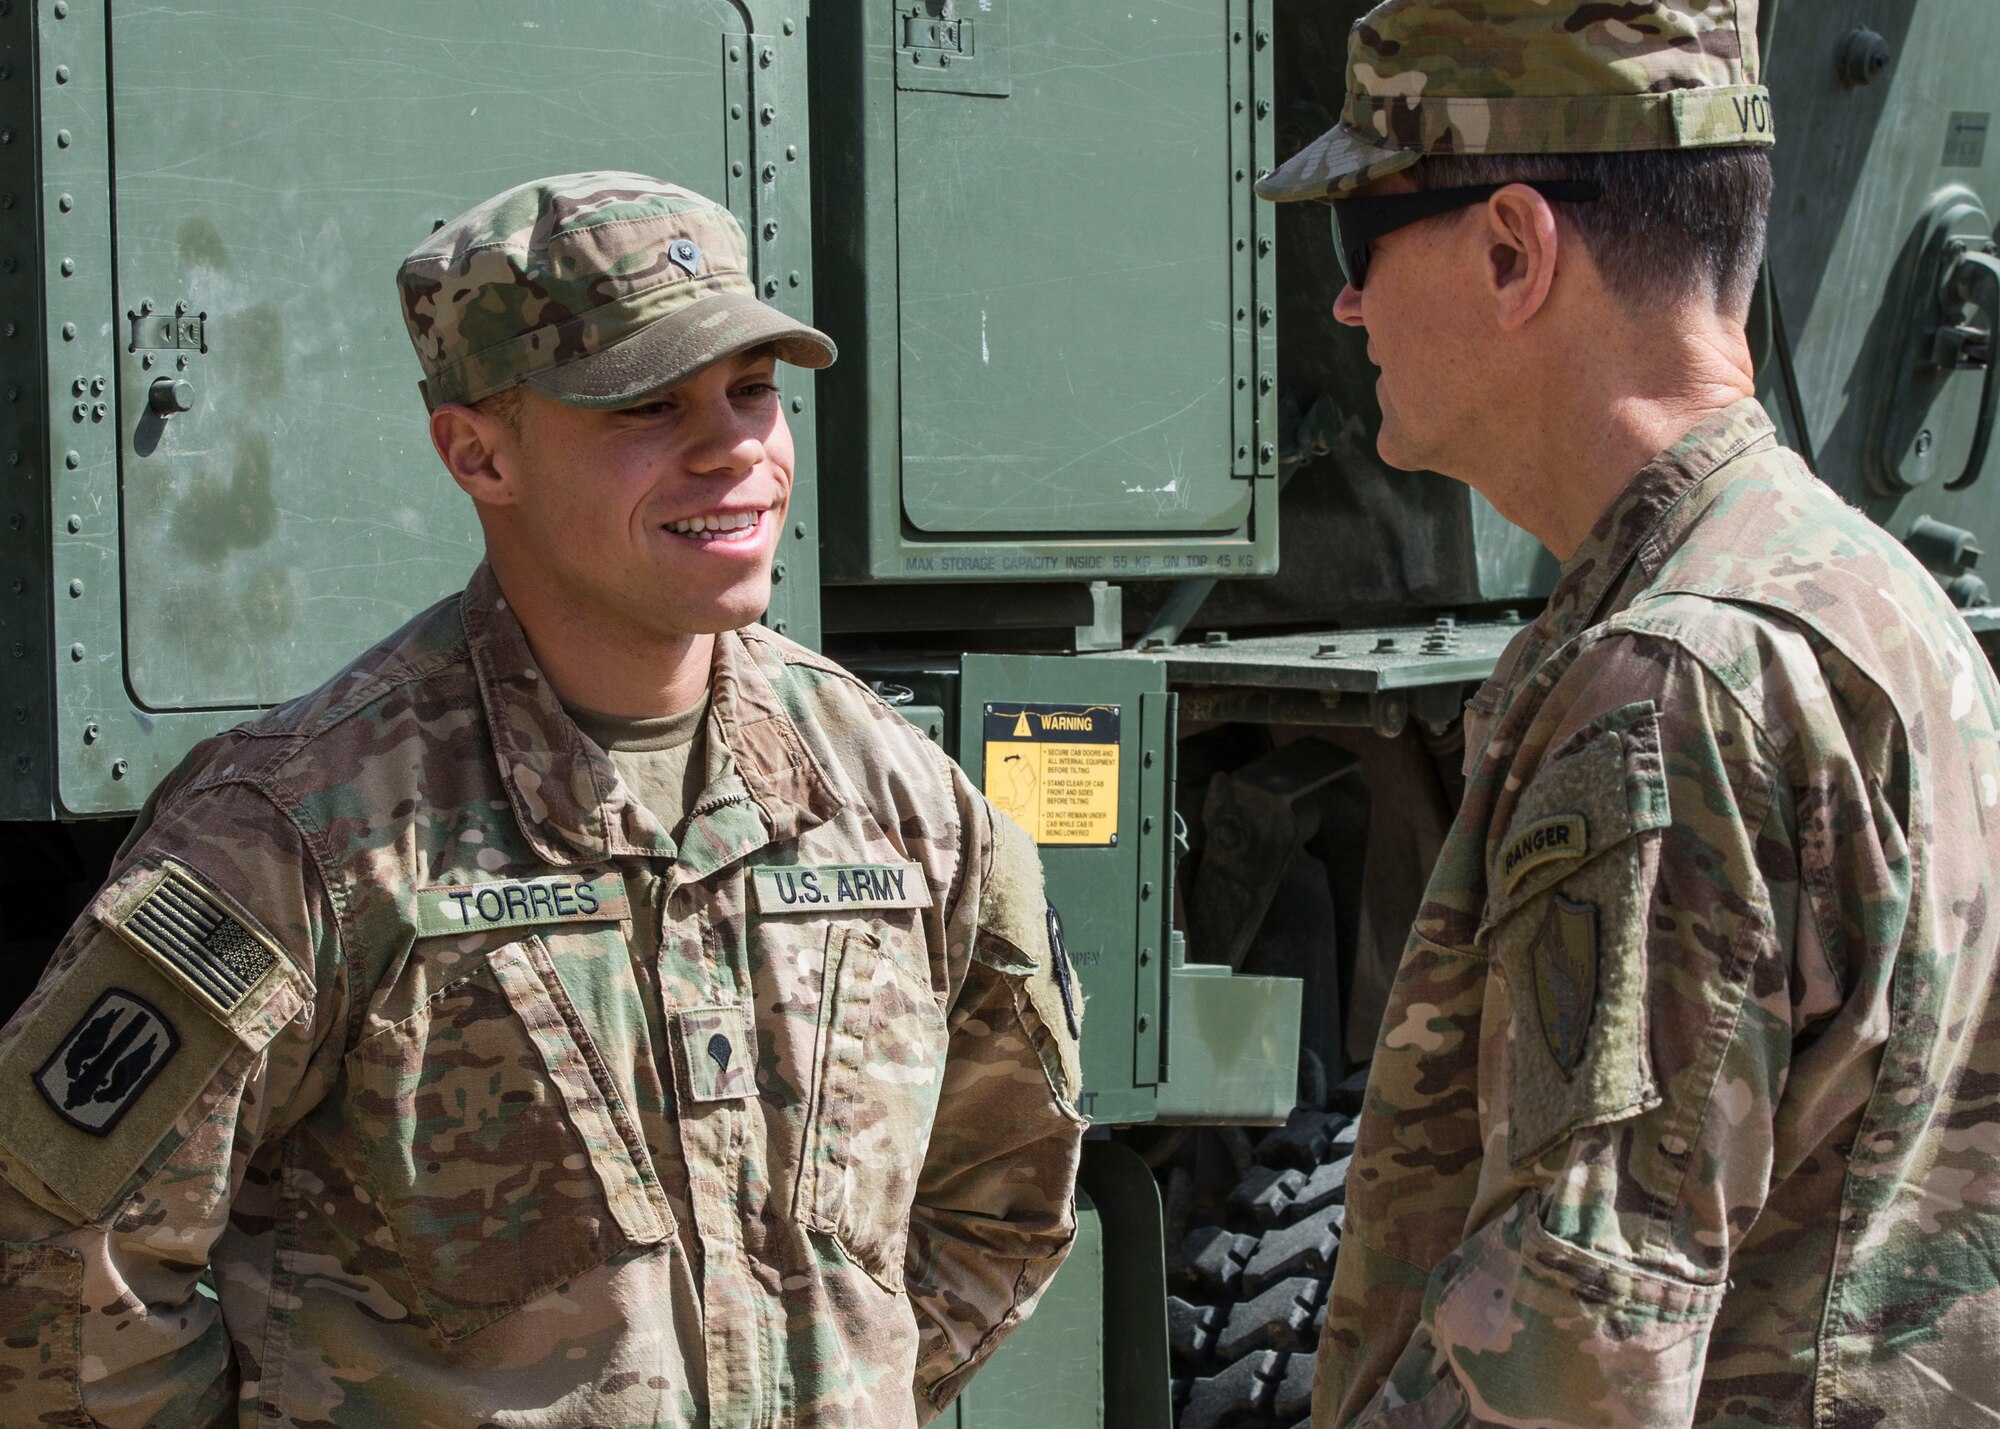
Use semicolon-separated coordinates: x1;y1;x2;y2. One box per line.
566;697;710;969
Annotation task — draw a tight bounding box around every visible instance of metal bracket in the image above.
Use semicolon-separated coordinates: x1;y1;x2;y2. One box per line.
125;303;204;353
895;2;1009;97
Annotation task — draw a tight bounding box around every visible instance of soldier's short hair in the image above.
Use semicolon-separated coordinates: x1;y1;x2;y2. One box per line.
1414;146;1773;316
472;386;527;433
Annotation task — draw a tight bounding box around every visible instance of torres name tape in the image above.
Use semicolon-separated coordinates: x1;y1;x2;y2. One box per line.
982;703;1121;847
753;863;928;912
412;873;629;937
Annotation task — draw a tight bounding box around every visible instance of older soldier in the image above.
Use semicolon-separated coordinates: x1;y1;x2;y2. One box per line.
1262;3;2000;1425
0;174;1084;1426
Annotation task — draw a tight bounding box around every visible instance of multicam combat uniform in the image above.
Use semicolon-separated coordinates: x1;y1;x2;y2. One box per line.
1317;402;2000;1425
0;564;1085;1427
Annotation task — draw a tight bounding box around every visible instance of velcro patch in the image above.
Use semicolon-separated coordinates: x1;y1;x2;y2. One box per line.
676;1007;755;1102
117;869;277;1015
752;863;928;913
411;873;628;937
33;989;179;1136
1501;815;1588;893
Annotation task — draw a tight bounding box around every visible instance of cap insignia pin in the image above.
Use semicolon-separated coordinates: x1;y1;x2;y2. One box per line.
668;239;702;277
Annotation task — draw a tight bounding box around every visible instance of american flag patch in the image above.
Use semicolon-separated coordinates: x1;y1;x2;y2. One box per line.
120;871;277;1014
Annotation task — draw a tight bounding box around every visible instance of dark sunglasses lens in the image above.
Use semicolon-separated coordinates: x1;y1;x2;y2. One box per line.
1330;208;1365;290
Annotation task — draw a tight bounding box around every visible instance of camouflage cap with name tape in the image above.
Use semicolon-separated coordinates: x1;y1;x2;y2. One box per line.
1258;0;1772;203
397;172;835;410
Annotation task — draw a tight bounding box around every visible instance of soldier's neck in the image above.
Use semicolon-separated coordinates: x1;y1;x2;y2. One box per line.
488;568;717;721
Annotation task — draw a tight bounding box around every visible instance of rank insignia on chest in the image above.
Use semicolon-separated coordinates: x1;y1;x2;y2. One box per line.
410;872;629;937
752;862;928;912
1531;896;1599;1078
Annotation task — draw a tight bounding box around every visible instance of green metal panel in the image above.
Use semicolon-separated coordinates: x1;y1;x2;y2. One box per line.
959;652;1168;1125
810;1;1278;585
1763;0;2000;540
953;1184;1106;1429
1154;963;1301;1124
11;0;824;817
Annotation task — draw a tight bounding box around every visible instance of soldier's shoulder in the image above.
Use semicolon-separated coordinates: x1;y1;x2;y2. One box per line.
171;589;476;806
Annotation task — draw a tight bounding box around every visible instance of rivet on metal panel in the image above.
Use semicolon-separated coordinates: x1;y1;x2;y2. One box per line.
59;258;72;275
1258;306;1273;326
56;194;71;212
1236;377;1247;390
761;162;776;183
1257;237;1272;256
63;451;76;468
140;299;152;315
728;45;741;62
89;376;103;395
68;643;82;661
112;760;128;780
1137;1014;1151;1031
762;278;779;297
69;377;83;396
54;130;68;149
1234;168;1245;182
1234;306;1246;321
1255;28;1270;47
759;104;776;124
1232;29;1243;42
70;404;84;422
794;522;807;538
90;402;104;420
772;620;787;634
1259;442;1276;463
141;353;154;369
762;220;779;240
759;46;774;67
13;754;26;773
81;720;97;741
788;271;801;287
1142;816;1154;833
68;580;80;596
52;1;66;17
782;17;796;34
177;355;189;370
54;65;66;84
1259;375;1274;394
790;398;804;414
771;561;785;583
65;514;78;533
731;161;744;178
1235;444;1248;460
785;145;798;161
730;103;743;120
63;323;76;341
1139;947;1152;966
1234;101;1244;114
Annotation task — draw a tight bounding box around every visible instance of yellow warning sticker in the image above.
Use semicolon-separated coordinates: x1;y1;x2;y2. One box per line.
982;703;1121;847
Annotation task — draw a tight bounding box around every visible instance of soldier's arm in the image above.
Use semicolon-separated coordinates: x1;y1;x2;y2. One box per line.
0;779;341;1427
906;770;1087;1423
1331;628;1814;1428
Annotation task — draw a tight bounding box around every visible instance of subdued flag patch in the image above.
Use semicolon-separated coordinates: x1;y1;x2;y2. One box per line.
119;870;278;1015
33;988;180;1136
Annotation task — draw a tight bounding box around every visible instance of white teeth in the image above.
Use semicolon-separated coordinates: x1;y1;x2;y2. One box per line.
668;510;761;537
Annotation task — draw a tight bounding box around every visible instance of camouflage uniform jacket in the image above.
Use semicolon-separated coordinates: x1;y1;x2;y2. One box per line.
0;563;1085;1428
1317;401;2000;1427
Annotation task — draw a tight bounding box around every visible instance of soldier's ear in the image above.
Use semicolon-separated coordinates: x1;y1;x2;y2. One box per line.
1480;183;1562;333
430;401;520;509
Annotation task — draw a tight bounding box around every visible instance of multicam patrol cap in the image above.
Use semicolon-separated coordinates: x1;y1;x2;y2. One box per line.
1257;0;1773;202
398;172;835;410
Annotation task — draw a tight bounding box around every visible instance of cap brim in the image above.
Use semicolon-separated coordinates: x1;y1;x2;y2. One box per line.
1256;122;1420;202
523;292;836;409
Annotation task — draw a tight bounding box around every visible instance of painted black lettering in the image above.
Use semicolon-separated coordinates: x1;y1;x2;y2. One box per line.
575;881;600;914
552;883;576;916
475;888;506;922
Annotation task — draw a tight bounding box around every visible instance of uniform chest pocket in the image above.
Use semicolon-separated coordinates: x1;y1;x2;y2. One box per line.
346;937;673;1340
1478;701;1669;1168
792;925;946;1291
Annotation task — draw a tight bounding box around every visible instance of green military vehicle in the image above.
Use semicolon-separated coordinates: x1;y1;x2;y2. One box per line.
0;1;1993;1425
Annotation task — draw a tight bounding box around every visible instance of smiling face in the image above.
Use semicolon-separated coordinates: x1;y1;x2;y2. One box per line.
450;346;794;655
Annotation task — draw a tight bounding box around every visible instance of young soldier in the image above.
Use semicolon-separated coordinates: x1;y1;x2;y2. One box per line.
0;174;1085;1427
1261;3;2000;1424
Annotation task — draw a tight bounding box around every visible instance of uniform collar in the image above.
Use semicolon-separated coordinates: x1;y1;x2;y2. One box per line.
461;562;839;871
1493;399;1777;684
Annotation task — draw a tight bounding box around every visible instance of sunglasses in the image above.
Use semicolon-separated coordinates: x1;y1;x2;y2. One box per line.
1330;179;1604;290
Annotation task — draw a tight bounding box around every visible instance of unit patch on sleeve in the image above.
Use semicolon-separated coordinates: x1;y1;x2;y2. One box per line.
33;989;180;1137
752;863;929;913
411;872;629;937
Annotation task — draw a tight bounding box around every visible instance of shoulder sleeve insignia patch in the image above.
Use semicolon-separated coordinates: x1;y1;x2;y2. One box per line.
33;989;179;1136
1501;815;1589;894
112;865;278;1016
1531;895;1599;1078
